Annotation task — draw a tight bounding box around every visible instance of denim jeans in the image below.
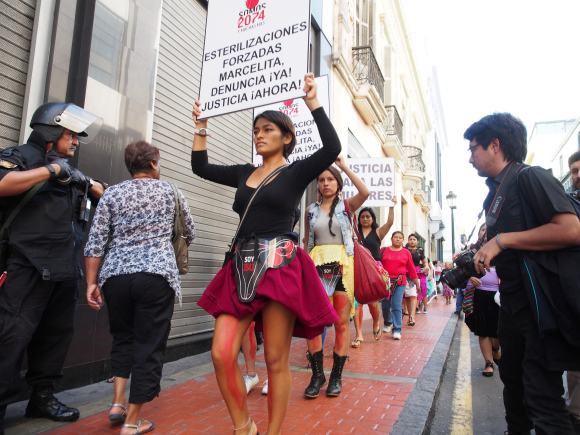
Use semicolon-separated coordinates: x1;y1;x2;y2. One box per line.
456;289;465;312
390;285;406;333
380;297;392;327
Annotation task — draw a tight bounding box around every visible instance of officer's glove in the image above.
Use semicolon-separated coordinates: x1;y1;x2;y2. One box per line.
70;168;91;191
44;150;71;181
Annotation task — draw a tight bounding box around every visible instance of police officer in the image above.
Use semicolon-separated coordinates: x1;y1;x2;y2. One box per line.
0;102;105;433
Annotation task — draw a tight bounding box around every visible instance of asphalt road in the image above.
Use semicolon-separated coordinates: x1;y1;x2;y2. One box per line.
426;314;518;435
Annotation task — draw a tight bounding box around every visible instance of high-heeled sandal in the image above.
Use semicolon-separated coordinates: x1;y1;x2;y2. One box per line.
408;317;415;327
234;418;259;434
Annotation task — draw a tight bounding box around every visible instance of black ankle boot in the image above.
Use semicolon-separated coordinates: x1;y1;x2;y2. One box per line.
326;352;348;397
304;350;326;398
25;384;80;422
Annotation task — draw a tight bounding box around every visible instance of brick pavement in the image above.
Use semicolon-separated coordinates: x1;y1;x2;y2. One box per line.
42;297;454;435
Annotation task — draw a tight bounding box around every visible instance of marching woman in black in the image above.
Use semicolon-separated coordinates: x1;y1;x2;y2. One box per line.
352;197;397;347
191;73;340;435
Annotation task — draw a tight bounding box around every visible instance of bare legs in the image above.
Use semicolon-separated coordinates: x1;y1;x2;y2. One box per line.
478;336;502;373
241;322;257;376
306;334;322;354
211;313;256;434
261;301;296;435
407;296;417;324
109;377;127;419
109;377;153;435
369;302;381;335
333;292;352;356
120;404;149;435
352;304;364;345
307;292;351;355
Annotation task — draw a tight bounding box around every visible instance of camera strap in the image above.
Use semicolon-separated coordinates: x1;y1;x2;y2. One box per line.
485;161;523;227
465;162;523;246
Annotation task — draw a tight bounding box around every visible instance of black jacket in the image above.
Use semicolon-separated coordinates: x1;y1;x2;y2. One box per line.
0;132;98;281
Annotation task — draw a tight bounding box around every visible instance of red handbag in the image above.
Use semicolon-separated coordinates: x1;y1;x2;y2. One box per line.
344;200;390;304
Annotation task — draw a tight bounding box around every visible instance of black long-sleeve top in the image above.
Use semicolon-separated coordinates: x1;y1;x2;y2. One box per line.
191;107;341;239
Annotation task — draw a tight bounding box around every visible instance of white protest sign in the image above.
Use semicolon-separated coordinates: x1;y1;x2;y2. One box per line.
341;158;396;207
198;0;311;119
252;75;330;165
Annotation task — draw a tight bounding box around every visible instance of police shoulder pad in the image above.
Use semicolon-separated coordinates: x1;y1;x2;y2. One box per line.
0;159;18;169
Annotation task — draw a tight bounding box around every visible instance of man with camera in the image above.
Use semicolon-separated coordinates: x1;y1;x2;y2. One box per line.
0;103;104;434
465;113;580;434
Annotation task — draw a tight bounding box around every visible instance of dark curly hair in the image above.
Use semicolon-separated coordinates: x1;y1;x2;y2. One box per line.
463;113;527;163
254;110;296;159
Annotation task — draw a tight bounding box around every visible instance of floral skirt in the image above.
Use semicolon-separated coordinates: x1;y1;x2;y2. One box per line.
197;247;338;339
442;283;454;297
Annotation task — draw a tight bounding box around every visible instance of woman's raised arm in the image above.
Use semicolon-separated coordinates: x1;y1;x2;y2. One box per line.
190;101;247;187
378;196;397;240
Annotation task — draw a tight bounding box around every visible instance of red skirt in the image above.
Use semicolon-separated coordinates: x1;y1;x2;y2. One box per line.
198;247;338;339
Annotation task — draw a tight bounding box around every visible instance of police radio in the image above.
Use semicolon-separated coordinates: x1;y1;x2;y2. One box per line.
79;181;91;222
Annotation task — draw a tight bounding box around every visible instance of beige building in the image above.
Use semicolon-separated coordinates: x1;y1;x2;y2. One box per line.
331;0;433;249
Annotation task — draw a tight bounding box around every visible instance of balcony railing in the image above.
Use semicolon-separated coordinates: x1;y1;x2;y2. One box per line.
352;46;384;102
403;146;425;172
382;105;403;143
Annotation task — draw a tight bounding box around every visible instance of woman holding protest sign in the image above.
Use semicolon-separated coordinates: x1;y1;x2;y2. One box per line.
302;158;370;398
351;198;397;347
191;73;340;435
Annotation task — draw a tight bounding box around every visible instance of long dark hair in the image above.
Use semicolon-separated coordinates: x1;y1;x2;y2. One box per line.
318;166;343;237
358;207;378;236
253;110;296;158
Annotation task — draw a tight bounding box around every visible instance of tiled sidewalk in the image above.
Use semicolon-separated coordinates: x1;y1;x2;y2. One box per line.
43;297;454;435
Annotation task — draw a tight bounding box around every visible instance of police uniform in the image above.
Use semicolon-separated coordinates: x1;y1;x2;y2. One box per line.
0;109;103;427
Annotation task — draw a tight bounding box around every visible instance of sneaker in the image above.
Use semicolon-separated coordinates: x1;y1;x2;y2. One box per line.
261;380;268;395
393;332;401;340
423;308;428;313
244;373;259;393
383;325;392;333
415;308;420;314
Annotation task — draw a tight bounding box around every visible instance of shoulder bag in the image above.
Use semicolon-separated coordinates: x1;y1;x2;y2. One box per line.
344;200;390;304
223;165;287;267
169;183;189;274
0;181;47;274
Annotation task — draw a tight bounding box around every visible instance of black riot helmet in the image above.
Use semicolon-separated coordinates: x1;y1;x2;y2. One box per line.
30;102;103;144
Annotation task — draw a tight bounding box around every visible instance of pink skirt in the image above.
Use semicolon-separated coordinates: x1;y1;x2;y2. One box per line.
416;266;428;300
198;247;338;339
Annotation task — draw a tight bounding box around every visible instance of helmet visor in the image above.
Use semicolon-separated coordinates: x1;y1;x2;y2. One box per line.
55;105;103;144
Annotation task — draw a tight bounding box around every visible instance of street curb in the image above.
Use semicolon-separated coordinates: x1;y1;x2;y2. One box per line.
391;313;459;435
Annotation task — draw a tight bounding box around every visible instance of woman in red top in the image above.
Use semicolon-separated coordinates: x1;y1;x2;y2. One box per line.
380;231;420;340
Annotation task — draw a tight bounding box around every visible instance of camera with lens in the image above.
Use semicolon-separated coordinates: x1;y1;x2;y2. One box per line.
440;249;484;290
